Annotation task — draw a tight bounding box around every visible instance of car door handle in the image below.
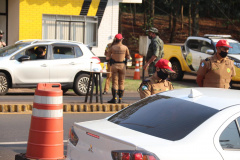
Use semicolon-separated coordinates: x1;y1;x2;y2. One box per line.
41;64;47;67
69;62;75;65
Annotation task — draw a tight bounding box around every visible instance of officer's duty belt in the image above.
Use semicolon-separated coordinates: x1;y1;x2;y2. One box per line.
114;61;125;63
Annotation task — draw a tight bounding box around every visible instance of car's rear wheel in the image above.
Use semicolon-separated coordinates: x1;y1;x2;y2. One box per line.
170;60;184;81
0;72;9;95
73;73;92;96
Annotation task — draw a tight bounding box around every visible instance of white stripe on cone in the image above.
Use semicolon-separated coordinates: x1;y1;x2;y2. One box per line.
34;95;62;104
33;108;63;118
135;69;140;72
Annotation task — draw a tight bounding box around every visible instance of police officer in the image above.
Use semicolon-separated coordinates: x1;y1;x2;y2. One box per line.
196;39;236;88
106;33;131;103
0;30;6;48
143;27;164;77
139;59;175;99
103;38;117;95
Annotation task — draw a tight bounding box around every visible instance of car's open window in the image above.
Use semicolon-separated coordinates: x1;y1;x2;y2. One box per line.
219;120;240;150
186;39;200;52
200;41;212;54
11;46;48;60
53;46;75;59
108;95;218;141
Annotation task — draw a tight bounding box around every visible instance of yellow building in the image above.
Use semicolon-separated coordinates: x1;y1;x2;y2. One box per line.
0;0;142;57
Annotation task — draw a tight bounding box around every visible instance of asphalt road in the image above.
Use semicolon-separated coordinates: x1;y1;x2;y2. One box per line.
3;74;240;103
0;90;141;105
1;74;240;105
1;74;240;160
0;113;112;160
0;74;198;104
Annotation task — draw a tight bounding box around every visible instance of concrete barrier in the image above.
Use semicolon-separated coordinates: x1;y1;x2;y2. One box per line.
0;104;130;113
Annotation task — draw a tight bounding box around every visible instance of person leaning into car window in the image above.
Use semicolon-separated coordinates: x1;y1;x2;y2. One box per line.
196;39;236;89
36;46;47;59
138;59;175;99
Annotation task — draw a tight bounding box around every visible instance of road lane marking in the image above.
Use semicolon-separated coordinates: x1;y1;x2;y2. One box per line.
0;140;68;145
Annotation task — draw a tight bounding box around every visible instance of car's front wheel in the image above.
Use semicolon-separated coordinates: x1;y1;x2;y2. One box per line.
170;60;184;81
73;73;92;96
0;72;9;95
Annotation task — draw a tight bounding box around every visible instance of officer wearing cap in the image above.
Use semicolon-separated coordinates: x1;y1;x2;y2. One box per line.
143;27;164;77
0;30;6;48
106;33;131;103
196;39;236;88
139;59;175;99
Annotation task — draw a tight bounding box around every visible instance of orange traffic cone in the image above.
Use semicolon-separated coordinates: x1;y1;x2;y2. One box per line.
26;83;64;160
133;61;141;80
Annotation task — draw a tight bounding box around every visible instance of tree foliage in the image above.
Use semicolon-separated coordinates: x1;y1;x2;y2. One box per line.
120;0;240;41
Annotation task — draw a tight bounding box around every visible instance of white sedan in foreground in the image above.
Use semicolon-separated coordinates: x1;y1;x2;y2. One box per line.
66;88;240;160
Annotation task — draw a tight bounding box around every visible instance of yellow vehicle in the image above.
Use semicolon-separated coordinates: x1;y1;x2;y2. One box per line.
163;35;240;83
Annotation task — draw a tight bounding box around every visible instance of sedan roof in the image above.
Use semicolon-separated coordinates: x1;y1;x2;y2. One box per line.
159;88;240;111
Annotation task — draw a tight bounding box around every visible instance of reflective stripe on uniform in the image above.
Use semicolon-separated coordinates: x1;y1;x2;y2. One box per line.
33;108;63;118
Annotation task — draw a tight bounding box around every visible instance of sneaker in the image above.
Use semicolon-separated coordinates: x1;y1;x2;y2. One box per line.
103;91;108;95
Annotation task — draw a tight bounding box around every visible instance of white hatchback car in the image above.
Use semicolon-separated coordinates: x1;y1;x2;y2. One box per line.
67;88;240;160
0;40;101;95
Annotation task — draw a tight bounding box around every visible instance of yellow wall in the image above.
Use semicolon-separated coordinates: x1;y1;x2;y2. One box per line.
88;0;100;16
19;0;85;40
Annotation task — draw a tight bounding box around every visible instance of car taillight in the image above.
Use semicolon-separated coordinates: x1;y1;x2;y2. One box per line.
112;150;159;160
68;126;79;146
91;56;101;64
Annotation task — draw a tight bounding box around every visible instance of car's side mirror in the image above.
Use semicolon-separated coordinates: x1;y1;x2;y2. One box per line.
18;55;30;62
206;49;214;55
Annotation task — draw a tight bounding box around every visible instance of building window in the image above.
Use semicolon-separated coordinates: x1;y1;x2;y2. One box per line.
42;14;98;47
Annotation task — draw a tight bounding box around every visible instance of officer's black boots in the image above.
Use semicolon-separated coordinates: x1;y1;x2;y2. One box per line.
107;89;124;104
118;90;124;104
107;88;118;103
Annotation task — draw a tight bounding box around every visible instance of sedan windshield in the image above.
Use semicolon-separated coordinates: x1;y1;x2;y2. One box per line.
214;42;240;54
0;43;30;57
108;95;218;141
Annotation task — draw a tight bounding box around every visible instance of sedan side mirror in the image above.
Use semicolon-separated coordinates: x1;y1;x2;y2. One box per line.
206;49;214;55
18;55;30;62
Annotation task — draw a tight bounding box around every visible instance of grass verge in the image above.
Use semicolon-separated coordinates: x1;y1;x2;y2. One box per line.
102;78;192;92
